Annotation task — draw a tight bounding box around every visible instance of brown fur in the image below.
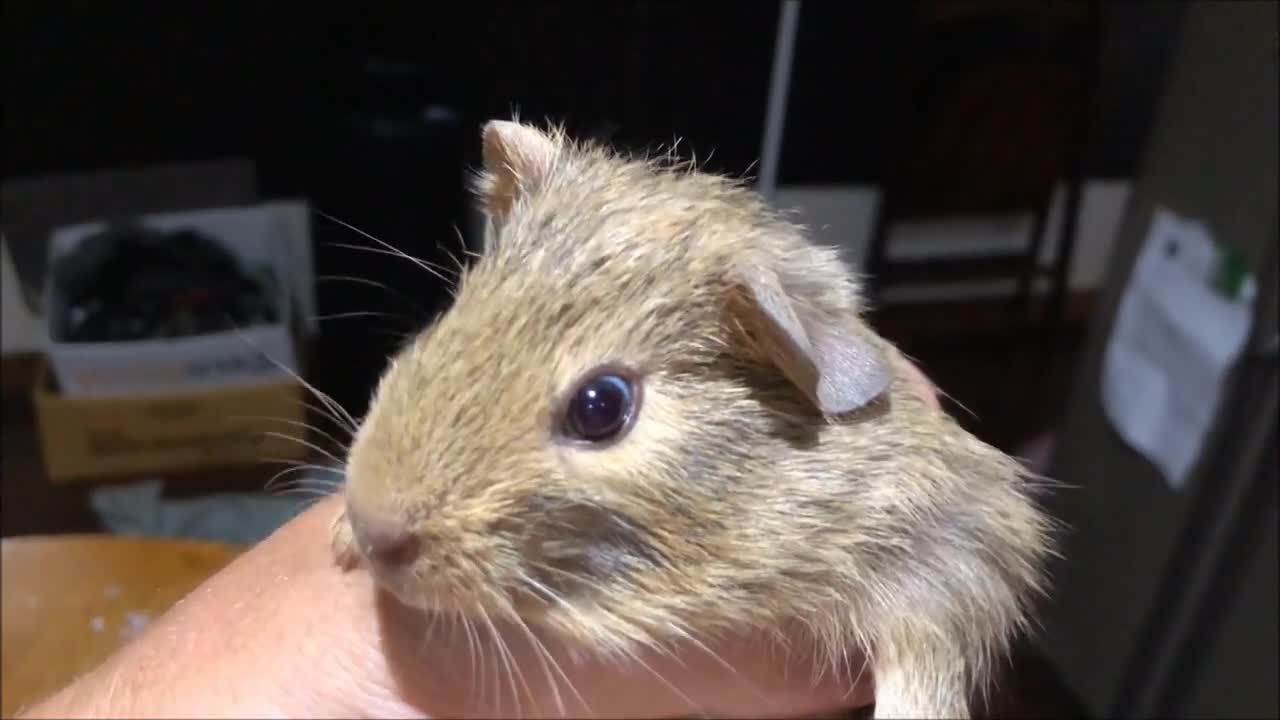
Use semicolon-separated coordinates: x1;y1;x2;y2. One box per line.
333;120;1056;719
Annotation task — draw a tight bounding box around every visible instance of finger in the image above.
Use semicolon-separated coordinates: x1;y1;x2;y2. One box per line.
641;633;876;718
372;598;874;719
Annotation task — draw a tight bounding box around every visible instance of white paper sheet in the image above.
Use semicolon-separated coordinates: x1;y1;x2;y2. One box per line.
1101;207;1256;491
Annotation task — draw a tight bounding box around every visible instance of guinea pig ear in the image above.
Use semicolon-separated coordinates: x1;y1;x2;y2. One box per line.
732;264;892;415
477;120;559;226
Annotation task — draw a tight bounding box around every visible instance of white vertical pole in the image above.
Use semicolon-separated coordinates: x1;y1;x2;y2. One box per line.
756;0;801;202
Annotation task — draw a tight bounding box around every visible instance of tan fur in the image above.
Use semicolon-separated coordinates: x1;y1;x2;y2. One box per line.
334;120;1056;719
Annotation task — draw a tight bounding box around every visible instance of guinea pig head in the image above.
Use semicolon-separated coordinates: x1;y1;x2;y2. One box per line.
340;120;898;649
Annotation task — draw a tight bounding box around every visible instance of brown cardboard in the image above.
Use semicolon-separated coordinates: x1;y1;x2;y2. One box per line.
32;359;309;484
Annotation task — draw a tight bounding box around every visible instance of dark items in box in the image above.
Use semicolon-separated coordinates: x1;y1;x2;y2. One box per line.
51;224;280;344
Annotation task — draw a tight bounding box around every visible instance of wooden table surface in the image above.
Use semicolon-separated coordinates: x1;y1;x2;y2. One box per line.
1;534;244;717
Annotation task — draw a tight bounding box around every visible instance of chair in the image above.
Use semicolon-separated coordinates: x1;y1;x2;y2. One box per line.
1;534;243;715
864;0;1101;336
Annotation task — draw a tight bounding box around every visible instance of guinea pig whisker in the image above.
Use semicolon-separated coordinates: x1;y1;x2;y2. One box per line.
257;456;324;468
268;487;337;501
457;613;482;707
224;320;360;435
263;464;343;494
448;223;482;261
314;209;457;284
257;458;345;487
293;478;344;491
465;609;488;707
301;379;359;435
268;480;343;499
514;570;566;606
314;312;423;343
474;616;497;713
323;240;455;286
315;310;416;327
615;641;700;715
524;560;587;587
277;468;344;486
510;572;594;713
259;431;348;468
413;608;442;670
443;226;472;271
637;633;689;673
665;622;766;705
478;607;534;719
422;605;447;642
229;414;351;459
263;463;318;493
897;349;979;422
842;644;872;702
510;615;573;718
285;398;359;439
769;630;792;687
315;274;433;320
793;614;830;690
261;400;356;445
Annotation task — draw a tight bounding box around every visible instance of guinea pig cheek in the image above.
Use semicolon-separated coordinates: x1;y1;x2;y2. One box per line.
540;386;686;589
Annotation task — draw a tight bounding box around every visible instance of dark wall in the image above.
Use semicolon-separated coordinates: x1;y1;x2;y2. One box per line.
2;1;785;418
1;1;1184;419
777;1;1187;184
4;2;1182;189
2;3;318;185
2;2;778;189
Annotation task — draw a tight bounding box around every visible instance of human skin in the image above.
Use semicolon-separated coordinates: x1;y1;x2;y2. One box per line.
20;361;940;719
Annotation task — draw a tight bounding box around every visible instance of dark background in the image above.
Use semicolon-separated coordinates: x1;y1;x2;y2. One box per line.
1;1;1184;421
12;4;1273;719
4;2;1180;183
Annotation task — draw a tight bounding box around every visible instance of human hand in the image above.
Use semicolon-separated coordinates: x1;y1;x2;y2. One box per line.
21;361;941;719
17;494;867;719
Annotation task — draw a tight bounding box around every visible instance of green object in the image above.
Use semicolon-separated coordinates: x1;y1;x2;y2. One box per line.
1211;245;1249;300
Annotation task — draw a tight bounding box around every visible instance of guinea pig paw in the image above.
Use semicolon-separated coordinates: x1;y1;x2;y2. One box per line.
330;509;361;571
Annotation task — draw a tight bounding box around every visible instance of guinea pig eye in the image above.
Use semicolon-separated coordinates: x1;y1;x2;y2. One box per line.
563;372;637;443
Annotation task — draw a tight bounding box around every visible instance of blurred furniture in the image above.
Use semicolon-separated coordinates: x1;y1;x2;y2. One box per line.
0;534;244;716
865;0;1100;336
1;347;339;539
0;160;258;316
1039;3;1278;718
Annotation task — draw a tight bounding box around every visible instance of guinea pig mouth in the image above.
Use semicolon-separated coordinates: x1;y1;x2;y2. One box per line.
362;560;511;619
361;563;423;604
366;569;563;633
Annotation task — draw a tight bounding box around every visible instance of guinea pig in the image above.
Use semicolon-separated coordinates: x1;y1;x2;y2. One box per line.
331;119;1055;719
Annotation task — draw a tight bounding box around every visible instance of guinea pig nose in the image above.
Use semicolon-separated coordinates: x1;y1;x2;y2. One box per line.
352;511;420;568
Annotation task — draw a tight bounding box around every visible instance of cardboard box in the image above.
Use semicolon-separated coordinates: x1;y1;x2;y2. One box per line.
1;158;260;317
33;359;309;484
44;202;314;397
